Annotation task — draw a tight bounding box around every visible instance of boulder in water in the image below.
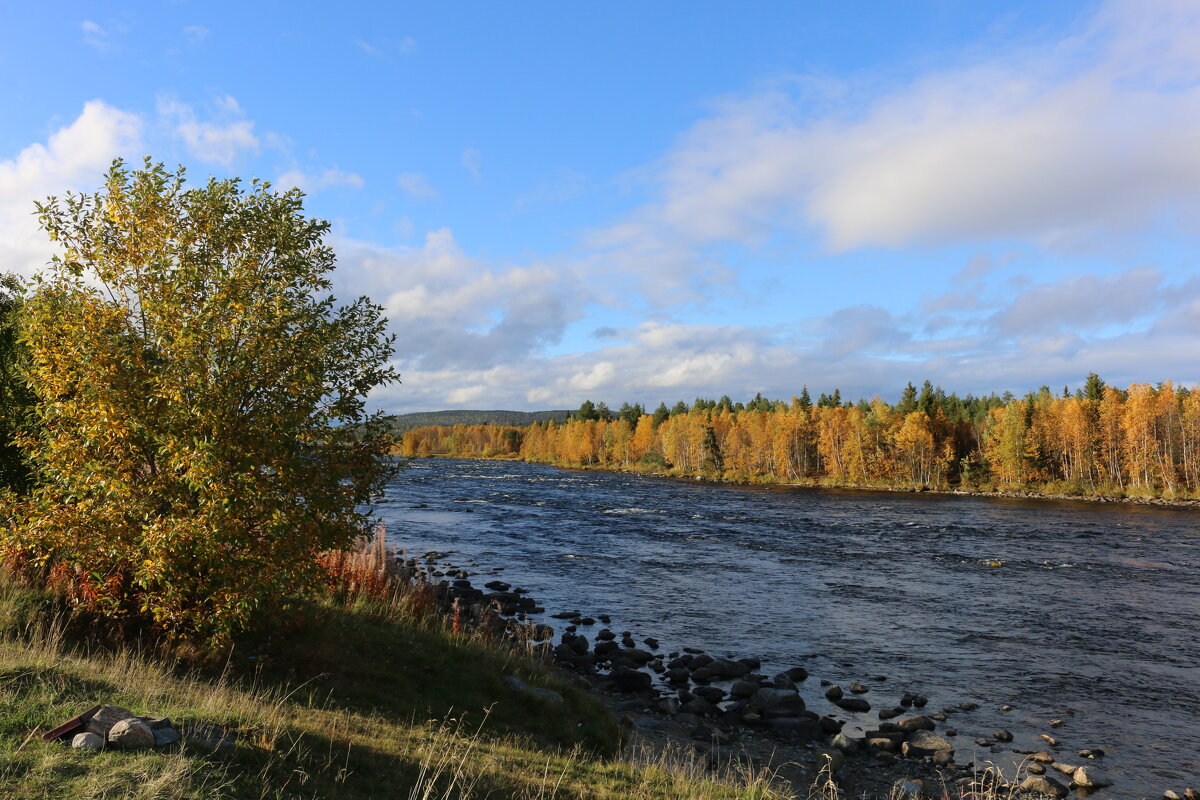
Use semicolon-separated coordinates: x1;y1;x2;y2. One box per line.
1018;775;1068;798
1072;766;1113;790
897;715;935;732
835;697;870;713
610;667;651;692
902;730;953;758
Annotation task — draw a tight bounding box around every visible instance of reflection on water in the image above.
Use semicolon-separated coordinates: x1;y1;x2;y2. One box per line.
374;459;1200;798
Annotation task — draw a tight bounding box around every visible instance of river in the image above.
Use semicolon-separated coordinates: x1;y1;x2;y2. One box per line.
372;458;1200;799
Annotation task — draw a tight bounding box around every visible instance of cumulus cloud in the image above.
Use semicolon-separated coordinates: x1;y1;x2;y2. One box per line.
157;94;259;166
591;0;1200;275
332;229;595;384
989;266;1165;335
365;256;1200;413
0;101;142;275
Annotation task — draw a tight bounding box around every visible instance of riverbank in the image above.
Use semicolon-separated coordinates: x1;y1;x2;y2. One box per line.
0;563;780;800
417;549;1150;800
381;458;1200;799
406;453;1200;508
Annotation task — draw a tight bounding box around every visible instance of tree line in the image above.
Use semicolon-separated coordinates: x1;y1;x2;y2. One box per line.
398;376;1200;498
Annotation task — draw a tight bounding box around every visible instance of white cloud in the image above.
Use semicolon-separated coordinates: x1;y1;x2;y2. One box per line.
568;361;615;392
392;215;415;239
275;167;364;193
81;20;111;52
157;94;259;166
396;172;437;199
461;147;482;179
989;266;1165;335
591;0;1200;273
361;255;1200;413
356;37;416;57
0;101;142;276
183;25;210;45
332;229;594;377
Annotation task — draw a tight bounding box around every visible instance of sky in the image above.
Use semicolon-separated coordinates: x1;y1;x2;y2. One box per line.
3;1;1200;414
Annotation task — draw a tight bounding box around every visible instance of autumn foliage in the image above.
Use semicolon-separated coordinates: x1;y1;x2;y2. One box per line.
0;159;398;641
399;381;1200;498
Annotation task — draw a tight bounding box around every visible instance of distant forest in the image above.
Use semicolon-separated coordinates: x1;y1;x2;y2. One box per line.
396;375;1200;499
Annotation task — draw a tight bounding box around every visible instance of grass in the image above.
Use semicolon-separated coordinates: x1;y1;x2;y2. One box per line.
0;536;785;800
0;530;1068;800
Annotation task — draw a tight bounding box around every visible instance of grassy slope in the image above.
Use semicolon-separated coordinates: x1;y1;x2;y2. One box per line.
0;573;780;800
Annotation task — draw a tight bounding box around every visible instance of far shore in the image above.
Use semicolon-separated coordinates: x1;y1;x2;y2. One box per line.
397;453;1200;509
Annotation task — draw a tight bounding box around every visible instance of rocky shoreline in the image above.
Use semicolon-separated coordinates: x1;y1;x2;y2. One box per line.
402;546;1197;800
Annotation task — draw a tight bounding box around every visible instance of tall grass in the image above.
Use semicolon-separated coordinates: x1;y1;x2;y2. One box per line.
0;534;794;800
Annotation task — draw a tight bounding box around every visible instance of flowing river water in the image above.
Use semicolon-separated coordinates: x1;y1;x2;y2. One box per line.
373;458;1200;798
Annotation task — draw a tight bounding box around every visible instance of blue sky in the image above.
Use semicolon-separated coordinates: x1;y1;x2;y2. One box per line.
3;1;1199;412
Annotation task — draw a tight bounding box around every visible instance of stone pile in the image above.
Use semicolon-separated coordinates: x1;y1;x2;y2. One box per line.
64;705;181;751
46;704;235;754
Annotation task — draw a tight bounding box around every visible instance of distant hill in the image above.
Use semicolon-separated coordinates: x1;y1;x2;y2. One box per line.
385;409;570;433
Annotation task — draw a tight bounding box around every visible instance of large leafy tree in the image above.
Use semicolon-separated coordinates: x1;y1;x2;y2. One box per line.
0;273;35;493
2;159;398;640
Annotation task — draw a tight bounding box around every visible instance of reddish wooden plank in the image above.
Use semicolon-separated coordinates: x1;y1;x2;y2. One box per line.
40;705;101;742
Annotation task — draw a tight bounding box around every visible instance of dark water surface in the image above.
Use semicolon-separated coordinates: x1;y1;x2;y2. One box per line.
373;458;1200;798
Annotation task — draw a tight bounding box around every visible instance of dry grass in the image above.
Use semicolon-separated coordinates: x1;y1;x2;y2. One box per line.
0;544;789;800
